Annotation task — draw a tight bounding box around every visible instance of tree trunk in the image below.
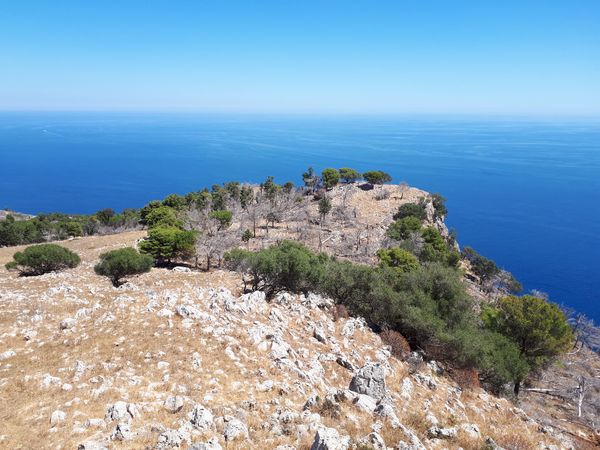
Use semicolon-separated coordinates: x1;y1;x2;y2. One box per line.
514;380;521;396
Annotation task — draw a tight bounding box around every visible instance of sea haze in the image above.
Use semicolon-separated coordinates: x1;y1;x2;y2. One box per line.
1;112;599;321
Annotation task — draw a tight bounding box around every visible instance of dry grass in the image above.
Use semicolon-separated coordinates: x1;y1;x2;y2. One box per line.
0;230;582;449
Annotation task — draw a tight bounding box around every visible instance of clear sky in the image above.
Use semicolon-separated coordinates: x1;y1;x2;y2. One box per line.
1;1;599;115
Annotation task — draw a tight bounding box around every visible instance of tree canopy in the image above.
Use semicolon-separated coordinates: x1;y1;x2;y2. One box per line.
94;247;154;286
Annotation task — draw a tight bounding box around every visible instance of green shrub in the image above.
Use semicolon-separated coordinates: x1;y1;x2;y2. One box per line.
209;210;233;230
431;193;447;219
94;247;154;286
386;216;422;240
0;219;44;246
393;202;427;221
5;243;80;275
483;295;573;394
144;206;181;229
321;168;340;190
377;247;420;273
362;170;392;185
139;227;197;264
338;167;361;183
95;208;116;225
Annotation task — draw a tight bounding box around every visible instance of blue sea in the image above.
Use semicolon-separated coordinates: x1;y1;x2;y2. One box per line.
1;112;599;321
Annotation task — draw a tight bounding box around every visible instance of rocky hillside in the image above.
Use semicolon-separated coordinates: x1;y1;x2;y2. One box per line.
0;232;589;450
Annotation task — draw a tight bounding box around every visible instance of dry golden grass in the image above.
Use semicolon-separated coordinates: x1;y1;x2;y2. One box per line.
0;230;577;449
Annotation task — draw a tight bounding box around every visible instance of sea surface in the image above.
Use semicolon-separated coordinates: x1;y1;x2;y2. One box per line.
1;112;599;321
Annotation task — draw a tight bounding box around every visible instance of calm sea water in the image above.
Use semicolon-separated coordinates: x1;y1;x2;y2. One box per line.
1;112;599;321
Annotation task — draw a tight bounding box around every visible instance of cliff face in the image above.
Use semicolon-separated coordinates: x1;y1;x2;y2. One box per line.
0;232;587;450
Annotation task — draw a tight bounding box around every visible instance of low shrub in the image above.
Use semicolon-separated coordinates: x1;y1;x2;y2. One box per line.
5;243;80;275
94;247;154;286
451;368;480;390
380;329;411;359
332;304;349;322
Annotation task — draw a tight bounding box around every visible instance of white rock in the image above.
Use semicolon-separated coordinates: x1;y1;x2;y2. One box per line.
190;404;214;430
222;417;248;442
427;426;457;439
310;427;350;450
353;394;377;413
164;395;184;413
349;363;386;400
105;401;138;423
0;350;16;361
60;318;76;330
190;438;222;450
461;423;481;438
50;410;67;426
358;432;386;450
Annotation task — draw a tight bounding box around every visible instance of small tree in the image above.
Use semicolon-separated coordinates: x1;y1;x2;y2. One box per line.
483;295;573;395
95;208;116;225
144;206;181;229
5;244;80;276
139;227;197;265
376;247;420;273
209;210;233;231
321;168;340;190
318;197;332;224
386;216;422;241
338;167;361;183
363;170;392;185
94;247;154;286
393;202;427;221
162;194;187;211
431;193;448;219
241;229;253;247
302;166;319;192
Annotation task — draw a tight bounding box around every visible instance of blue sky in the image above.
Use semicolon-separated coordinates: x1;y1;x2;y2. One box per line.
1;1;599;114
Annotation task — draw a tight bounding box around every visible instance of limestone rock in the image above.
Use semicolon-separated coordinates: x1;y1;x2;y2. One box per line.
222;416;248;442
164;395;184;413
349;363;386;400
310;427;350;450
190;404;214;430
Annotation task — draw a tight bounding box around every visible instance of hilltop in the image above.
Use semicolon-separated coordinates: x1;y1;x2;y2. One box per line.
0;182;598;450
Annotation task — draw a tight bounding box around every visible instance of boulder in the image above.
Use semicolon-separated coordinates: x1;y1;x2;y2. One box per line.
190;438;223;450
310;427;350;450
190;404;214;430
164;395;184;413
222;417;248;442
358;432;386;450
427;426;457;439
349;363;386;400
50;410;66;426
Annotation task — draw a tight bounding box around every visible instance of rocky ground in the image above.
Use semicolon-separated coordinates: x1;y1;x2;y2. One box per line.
0;232;590;450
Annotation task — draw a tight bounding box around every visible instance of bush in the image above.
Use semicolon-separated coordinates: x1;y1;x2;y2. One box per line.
321;168;340;190
139;227;197;264
386;216;422;240
332;304;349;322
362;170;392;185
5;243;80;275
377;247;420;273
380;329;411;359
225;241;529;390
393;202;427;221
431;193;447;219
450;368;480;390
1;219;44;247
483;295;573;394
94;247;154;286
144;206;181;229
224;240;324;298
338;167;361;183
209;210;233;230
